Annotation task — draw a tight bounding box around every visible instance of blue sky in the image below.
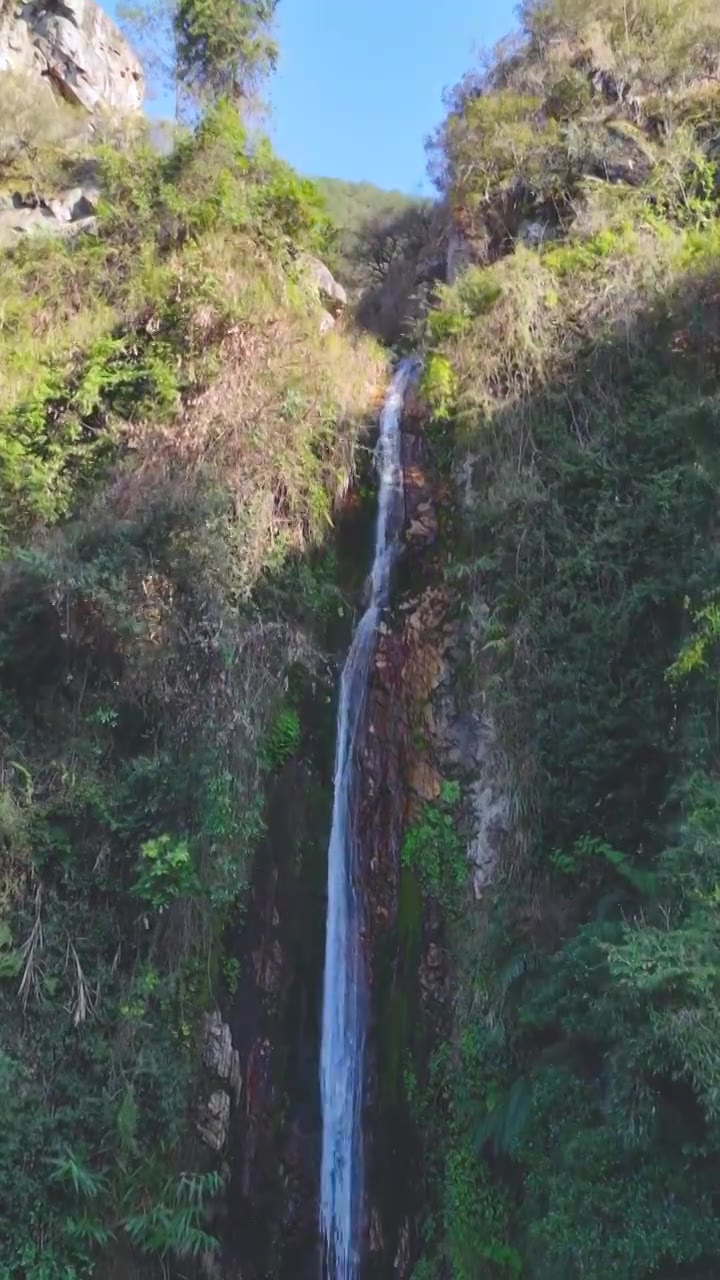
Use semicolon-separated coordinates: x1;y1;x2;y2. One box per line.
269;0;517;192
112;0;519;193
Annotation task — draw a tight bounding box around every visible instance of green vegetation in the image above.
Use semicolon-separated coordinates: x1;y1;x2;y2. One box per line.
12;0;720;1274
402;780;464;909
314;176;419;281
174;0;278;106
118;0;277;115
0;73;86;192
414;1;720;1276
315;177;417;233
0;76;381;1277
312;177;441;344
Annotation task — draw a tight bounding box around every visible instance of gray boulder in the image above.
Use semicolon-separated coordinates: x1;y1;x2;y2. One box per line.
0;187;99;247
298;252;347;314
0;0;144;114
197;1090;231;1153
48;183;99;221
202;1009;241;1101
196;1011;241;1154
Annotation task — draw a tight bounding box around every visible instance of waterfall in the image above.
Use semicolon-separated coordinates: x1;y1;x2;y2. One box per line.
320;358;418;1280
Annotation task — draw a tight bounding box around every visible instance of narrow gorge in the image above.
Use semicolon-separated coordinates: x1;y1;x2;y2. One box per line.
4;1;720;1279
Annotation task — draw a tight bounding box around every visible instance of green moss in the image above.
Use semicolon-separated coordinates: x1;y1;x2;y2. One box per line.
401;782;464;910
543;224;637;276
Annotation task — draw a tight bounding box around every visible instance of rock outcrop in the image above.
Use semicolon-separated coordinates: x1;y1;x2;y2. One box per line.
197;1011;242;1153
0;0;144;114
0;184;99;247
298;252;348;315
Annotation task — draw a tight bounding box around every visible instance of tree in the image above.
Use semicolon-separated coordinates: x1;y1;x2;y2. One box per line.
175;0;278;107
118;0;277;116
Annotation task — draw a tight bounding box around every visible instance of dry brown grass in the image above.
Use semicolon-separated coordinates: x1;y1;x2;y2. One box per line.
0;72;85;190
106;236;384;596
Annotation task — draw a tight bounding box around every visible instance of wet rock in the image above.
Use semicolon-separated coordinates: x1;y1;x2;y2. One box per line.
394;1219;411;1277
369;1206;385;1254
253;936;283;998
435;699;483;773
402;385;426;422
468;777;509;898
200;1251;225;1280
403;425;438;551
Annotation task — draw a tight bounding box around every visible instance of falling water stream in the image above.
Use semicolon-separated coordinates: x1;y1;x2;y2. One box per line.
320;359;418;1280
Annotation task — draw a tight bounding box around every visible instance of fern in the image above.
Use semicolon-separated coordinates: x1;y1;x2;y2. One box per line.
475;1077;533;1156
123;1170;223;1259
47;1149;108;1200
497;950;538;997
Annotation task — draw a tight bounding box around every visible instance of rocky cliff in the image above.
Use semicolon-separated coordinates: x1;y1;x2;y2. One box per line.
0;0;143;113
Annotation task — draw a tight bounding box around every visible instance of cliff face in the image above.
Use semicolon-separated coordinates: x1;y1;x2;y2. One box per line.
411;4;720;1277
8;2;720;1278
0;0;144;112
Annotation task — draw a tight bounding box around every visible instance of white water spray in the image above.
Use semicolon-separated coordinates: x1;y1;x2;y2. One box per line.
319;358;418;1280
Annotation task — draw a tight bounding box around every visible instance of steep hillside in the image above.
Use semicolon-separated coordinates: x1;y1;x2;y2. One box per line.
314;177;445;344
0;82;382;1278
410;1;720;1277
314;175;421;288
314;177;419;257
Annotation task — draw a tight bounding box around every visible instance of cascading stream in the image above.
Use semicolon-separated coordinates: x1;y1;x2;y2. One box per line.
320;359;418;1280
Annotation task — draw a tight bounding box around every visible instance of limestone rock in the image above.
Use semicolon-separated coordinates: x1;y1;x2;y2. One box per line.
0;205;56;242
298;252;347;314
446;225;473;284
48;183;98;221
318;308;335;335
198;1089;231;1153
468;775;509;898
409;758;442;802
0;0;144;114
202;1009;241;1102
518;218;556;248
0;202;96;246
